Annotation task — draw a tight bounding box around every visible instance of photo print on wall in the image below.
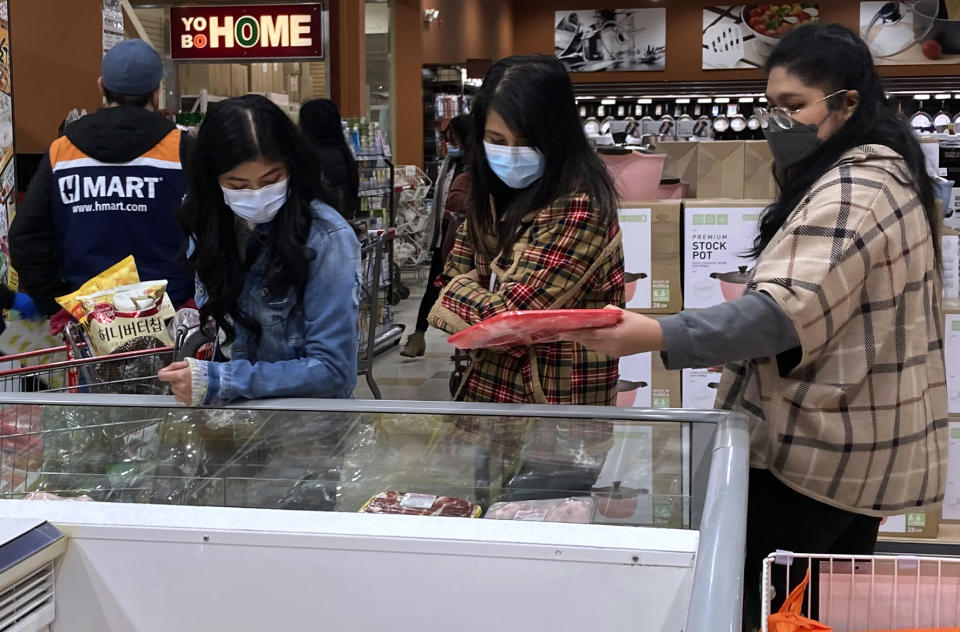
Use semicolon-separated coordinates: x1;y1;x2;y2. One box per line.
555;9;666;72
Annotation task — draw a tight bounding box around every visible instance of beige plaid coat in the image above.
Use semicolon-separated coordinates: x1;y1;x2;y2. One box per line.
717;145;947;516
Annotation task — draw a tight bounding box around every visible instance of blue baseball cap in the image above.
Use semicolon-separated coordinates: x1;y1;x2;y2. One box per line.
101;39;164;95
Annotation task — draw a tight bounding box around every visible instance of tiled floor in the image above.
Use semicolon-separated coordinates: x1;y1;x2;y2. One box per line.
353;269;458;401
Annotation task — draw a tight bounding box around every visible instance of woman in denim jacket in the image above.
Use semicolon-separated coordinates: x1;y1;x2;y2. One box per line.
159;95;360;405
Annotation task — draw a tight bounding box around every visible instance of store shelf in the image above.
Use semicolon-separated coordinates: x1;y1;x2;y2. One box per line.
877;523;960;555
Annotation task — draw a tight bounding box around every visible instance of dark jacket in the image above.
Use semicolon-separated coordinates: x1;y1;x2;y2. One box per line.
10;106;195;316
314;142;359;218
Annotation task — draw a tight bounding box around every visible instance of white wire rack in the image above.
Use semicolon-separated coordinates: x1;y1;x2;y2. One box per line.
762;552;960;632
392;165;433;271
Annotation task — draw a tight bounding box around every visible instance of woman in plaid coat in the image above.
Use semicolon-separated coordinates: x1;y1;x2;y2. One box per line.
429;55;624;405
568;26;947;630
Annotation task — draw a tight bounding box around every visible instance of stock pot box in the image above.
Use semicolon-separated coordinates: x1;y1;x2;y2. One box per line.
616;348;681;409
618;202;683;313
682;200;768;309
946;300;960;416
681;368;722;410
943;228;959;301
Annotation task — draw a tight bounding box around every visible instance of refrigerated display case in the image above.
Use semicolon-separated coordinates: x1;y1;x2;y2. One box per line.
0;394;748;632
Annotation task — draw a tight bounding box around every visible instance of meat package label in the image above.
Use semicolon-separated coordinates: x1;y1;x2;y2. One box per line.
943;422;960;521
682;368;721;409
683;206;762;309
948;314;960;415
400;493;436;510
618;209;655;310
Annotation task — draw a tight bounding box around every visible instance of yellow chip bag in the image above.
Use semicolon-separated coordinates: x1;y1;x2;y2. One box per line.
57;256;140;321
78;280;173;355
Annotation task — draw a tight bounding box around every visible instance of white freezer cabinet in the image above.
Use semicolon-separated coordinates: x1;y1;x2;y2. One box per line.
0;395;748;632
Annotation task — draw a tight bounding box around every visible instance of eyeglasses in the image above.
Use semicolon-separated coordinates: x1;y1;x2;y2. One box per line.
755;90;848;130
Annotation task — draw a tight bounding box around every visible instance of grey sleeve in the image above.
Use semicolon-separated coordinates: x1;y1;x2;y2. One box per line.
659;292;800;371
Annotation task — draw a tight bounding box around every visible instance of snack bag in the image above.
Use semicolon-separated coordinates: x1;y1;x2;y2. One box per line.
57;256;140;321
78;280;173;355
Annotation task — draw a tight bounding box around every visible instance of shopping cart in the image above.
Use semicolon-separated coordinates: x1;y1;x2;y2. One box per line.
762;552;960;632
0;322;174;395
358;228;397;400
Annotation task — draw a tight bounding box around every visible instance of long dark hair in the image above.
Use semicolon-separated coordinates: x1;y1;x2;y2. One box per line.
445;114;472;178
752;24;940;265
468;54;618;259
179;94;337;343
300;98;350;152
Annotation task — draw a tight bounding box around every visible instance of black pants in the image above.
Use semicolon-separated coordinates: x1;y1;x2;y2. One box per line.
742;468;881;632
415;240;447;334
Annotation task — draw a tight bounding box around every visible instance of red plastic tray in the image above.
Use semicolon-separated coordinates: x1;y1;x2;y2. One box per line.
447;309;621;350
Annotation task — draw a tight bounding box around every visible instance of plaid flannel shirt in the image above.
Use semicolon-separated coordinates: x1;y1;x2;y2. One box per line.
716;145;947;515
430;193;624;404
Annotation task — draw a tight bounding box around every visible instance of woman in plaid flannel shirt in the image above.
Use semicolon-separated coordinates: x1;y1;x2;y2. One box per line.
429;55;624;405
568;26;947;631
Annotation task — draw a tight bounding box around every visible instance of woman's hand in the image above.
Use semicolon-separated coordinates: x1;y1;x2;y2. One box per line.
562;306;666;358
158;361;193;405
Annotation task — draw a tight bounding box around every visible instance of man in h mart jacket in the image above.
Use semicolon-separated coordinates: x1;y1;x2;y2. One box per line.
10;39;194;318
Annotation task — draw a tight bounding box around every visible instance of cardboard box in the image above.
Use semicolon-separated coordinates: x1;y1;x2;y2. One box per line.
619;202;683;313
744;141;777;200
942;416;960;522
682;200;768;309
697;141;745;199
617;349;681;409
946;300;960;415
654;141;699;197
592;421;688;529
878;508;940;538
944;228;959;301
682;367;723;409
231;64;249;95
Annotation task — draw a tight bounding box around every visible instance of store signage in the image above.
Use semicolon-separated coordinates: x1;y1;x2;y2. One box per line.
170;4;323;60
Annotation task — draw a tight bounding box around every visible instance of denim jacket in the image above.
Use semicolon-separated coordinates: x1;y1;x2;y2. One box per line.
189;200;360;404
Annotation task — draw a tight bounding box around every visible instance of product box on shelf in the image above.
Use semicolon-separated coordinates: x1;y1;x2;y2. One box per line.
619;202;683;313
682;200;767;309
943;227;959;301
942;416;960;523
681;367;723;410
617;349;681;409
946;300;960;416
654;141;699;198
697;141;745;199
743;141;776;200
879;509;941;539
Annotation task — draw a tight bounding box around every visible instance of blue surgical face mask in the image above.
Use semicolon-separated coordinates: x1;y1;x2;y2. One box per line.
483;141;545;189
447;146;462;158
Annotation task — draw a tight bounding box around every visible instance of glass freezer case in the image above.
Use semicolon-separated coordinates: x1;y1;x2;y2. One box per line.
0;394;748;632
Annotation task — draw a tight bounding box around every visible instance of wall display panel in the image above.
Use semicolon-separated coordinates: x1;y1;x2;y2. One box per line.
861;1;960;65
555;9;666;72
703;4;820;70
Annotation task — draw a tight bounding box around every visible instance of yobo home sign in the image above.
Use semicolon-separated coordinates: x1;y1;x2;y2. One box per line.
171;4;323;60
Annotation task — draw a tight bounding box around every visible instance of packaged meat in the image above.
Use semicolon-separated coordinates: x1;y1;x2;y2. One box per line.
447;309;620;349
22;491;93;501
485;497;595;524
360;491;482;518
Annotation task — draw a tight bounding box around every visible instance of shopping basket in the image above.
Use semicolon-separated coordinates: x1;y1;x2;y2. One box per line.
763;552;960;632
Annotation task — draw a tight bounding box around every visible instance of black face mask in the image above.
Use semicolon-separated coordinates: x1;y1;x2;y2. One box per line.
762;120;823;170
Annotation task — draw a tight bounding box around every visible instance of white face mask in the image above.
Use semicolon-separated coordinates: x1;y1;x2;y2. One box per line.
220;179;289;225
